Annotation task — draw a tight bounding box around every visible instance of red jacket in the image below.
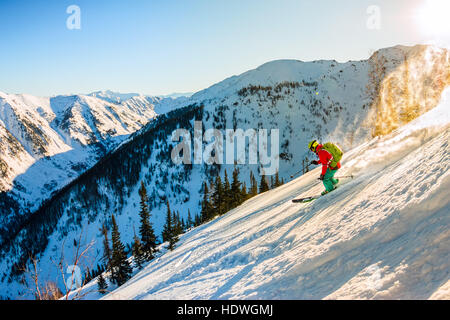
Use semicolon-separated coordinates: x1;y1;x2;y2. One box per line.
316;144;341;175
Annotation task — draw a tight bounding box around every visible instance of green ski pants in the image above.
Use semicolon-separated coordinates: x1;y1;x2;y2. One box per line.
323;167;339;192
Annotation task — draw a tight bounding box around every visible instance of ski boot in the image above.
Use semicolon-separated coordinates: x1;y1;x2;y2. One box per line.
321;186;337;196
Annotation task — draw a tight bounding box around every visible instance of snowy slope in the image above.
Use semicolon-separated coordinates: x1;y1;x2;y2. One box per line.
97;88;450;300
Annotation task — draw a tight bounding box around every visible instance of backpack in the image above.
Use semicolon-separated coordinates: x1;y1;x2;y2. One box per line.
322;142;343;166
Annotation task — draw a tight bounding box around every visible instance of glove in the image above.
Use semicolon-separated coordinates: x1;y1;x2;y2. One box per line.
319;174;325;181
310;160;319;165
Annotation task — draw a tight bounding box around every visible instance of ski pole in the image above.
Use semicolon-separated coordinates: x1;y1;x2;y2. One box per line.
317;175;353;181
290;170;303;178
334;175;354;179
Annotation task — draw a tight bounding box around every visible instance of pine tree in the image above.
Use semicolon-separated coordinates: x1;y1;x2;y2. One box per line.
162;200;172;243
174;211;183;236
181;216;186;232
212;175;225;215
249;171;258;197
259;175;269;193
84;267;92;283
274;171;282;188
132;234;145;270
230;166;243;208
162;201;179;251
241;181;248;201
138;182;157;260
200;182;213;223
223;170;232;212
100;223;112;273
110;214;132;286
97;273;108;294
200;183;207;223
186;209;193;229
194;213;202;227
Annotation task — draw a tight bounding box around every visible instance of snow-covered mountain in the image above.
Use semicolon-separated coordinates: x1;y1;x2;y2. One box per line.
0;92;159;247
87;90;142;104
159;92;194;99
0;44;448;299
88;87;449;300
87;90;193;114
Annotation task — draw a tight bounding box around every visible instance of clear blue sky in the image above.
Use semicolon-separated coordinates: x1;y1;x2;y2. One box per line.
0;0;446;97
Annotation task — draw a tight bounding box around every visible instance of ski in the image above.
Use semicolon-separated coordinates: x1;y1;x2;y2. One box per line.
292;183;345;203
292;173;354;203
292;196;320;203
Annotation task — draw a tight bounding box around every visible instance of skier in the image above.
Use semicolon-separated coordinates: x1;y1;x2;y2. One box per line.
308;140;343;195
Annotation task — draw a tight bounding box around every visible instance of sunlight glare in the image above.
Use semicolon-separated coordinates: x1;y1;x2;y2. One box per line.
416;0;450;36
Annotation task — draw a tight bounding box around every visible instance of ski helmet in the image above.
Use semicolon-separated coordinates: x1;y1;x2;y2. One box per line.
308;140;319;152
